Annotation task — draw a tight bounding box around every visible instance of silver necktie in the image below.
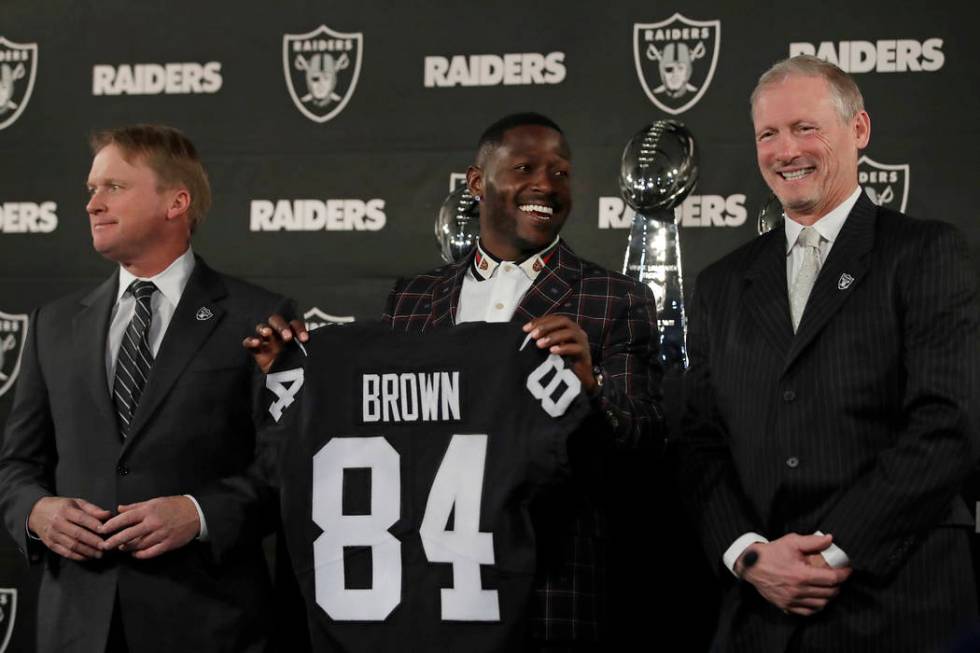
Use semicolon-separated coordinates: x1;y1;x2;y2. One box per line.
790;227;822;332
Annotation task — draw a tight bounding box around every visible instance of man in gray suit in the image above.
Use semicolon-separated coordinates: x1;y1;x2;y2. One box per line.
678;55;978;652
0;125;288;652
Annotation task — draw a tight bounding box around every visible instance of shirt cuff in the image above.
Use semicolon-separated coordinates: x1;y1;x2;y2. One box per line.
26;516;41;540
184;495;209;541
814;530;849;568
723;532;769;577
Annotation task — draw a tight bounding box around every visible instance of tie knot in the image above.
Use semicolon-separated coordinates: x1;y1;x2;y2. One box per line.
797;226;822;249
130;280;157;302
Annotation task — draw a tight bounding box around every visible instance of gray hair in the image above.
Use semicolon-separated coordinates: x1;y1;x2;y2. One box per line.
750;55;865;122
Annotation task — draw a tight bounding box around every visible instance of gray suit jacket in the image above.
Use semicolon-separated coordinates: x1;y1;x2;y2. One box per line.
0;257;288;653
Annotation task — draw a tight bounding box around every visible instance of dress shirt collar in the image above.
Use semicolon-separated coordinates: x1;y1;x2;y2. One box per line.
470;237;560;282
784;186;862;253
116;246;196;305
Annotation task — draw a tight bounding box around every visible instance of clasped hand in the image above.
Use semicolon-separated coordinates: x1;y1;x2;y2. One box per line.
28;495;200;561
738;533;852;616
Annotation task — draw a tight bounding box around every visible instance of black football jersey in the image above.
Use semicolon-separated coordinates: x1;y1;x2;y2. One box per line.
266;322;588;652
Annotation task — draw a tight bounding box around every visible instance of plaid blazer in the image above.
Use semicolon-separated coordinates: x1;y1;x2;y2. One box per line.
383;240;665;645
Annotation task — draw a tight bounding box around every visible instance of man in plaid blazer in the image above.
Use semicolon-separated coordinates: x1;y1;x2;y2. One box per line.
382;113;665;650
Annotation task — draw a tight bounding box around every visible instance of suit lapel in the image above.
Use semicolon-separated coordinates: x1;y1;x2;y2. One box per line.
742;230;794;362
123;258;227;448
428;256;470;330
784;194;876;371
74;273;120;430
514;241;579;320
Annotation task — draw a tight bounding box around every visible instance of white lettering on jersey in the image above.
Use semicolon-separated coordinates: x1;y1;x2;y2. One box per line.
313;433;499;621
362;371;460;422
266;368;305;421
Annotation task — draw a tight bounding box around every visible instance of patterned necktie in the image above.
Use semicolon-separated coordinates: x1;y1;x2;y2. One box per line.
113;280;157;437
790;227;822;332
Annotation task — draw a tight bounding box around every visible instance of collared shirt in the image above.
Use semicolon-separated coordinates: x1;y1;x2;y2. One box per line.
103;246;208;539
784;186;862;293
456;237;559;324
106;246;196;385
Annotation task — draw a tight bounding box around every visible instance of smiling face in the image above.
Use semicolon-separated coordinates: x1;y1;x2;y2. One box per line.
752;74;870;225
86;144;189;275
467;124;572;261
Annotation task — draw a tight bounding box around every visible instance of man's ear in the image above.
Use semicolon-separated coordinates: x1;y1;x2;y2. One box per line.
466;165;483;199
853;110;871;150
166;188;191;221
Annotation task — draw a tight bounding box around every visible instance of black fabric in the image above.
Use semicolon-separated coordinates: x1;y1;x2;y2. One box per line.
268;322;590;653
678;195;980;651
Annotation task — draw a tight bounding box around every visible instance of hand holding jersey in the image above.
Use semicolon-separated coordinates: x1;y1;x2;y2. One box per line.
247;313;598;391
523;315;597;394
244;313;309;373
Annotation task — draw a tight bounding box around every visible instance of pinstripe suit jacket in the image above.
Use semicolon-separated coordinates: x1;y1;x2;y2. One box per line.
383;240;665;644
679;193;979;652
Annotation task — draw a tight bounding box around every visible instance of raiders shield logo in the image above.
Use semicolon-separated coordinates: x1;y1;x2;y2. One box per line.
283;25;362;124
858;155;909;213
0;311;27;397
0;588;17;653
633;14;720;115
303;307;355;332
0;37;38;131
0;311;28;398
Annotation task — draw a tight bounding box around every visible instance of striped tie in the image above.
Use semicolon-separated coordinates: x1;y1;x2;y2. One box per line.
113;280;157;437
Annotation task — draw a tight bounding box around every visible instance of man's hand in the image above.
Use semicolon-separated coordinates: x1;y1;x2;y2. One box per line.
28;496;111;561
738;533;852;616
523;316;596;393
99;496;200;559
242;314;308;373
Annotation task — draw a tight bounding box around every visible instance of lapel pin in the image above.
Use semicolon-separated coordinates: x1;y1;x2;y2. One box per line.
196;307;214;321
838;273;855;290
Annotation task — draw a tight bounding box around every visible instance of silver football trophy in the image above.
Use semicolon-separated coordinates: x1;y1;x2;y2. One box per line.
757;192;783;235
436;184;480;263
620;119;699;371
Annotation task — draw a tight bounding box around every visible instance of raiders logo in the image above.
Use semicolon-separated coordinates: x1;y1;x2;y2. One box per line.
0;311;28;398
633;14;720;115
304;307;355;332
283;25;363;124
858;155;909;213
0;588;17;653
0;37;37;131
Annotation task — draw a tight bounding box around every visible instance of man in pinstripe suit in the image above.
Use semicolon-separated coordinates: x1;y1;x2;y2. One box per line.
678;55;978;651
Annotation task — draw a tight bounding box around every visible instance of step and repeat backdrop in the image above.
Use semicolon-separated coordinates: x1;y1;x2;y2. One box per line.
0;0;977;650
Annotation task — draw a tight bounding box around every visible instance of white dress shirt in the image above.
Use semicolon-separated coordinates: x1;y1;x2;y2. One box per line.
456;237;559;323
723;186;863;576
106;247;196;383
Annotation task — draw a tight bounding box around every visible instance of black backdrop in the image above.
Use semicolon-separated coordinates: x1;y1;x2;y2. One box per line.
1;1;978;650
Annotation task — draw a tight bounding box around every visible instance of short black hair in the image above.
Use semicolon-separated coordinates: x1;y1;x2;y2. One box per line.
475;112;565;164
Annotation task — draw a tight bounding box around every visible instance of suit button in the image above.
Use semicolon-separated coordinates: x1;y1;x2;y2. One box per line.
783;390;796;402
785;457;800;469
116;464;129;476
